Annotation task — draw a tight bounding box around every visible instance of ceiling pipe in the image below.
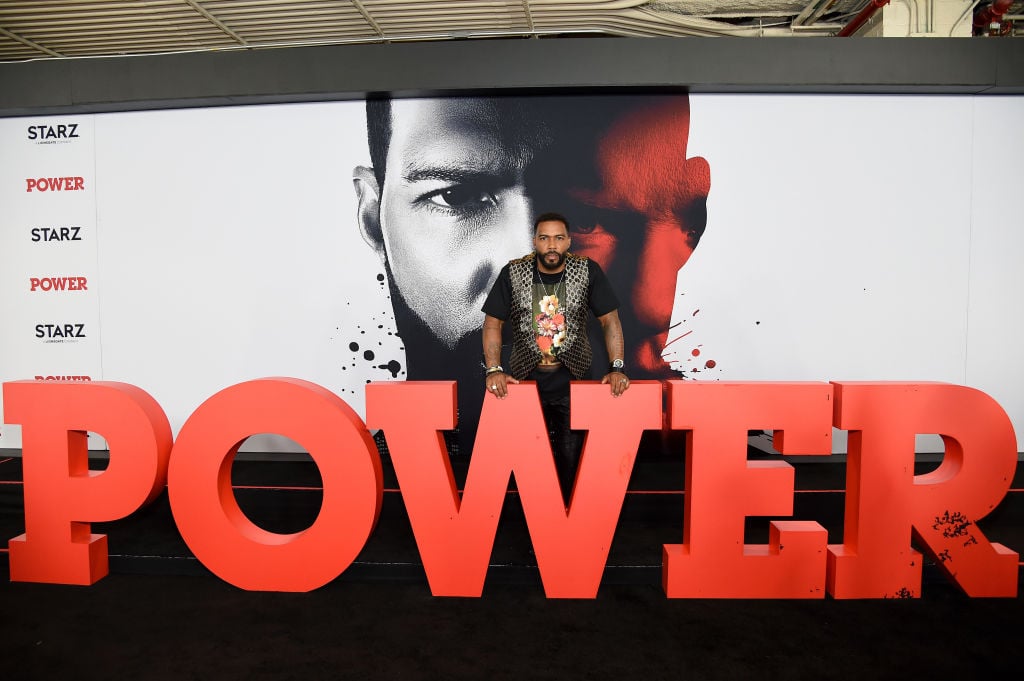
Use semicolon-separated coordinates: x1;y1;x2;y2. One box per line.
973;0;1013;34
793;0;837;27
836;0;891;36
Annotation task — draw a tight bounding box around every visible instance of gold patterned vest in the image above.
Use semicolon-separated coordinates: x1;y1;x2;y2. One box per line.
507;252;592;380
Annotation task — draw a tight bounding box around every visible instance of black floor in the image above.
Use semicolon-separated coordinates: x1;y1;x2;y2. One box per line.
2;449;1024;679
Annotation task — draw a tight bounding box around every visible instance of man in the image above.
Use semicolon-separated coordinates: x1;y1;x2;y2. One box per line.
481;212;629;500
353;94;710;453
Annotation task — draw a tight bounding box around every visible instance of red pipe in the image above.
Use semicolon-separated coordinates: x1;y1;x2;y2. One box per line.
973;0;1014;34
837;0;891;37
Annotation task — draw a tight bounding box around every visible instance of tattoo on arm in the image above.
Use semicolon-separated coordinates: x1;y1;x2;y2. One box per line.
482;316;504;368
599;310;624;363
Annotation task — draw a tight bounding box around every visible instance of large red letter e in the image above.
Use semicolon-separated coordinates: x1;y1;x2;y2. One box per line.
662;381;833;598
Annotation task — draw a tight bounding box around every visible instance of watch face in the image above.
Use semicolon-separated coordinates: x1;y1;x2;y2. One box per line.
612;359;624;369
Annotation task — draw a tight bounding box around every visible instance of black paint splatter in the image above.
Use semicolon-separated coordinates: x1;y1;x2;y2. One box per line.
376;360;403;378
933;510;972;539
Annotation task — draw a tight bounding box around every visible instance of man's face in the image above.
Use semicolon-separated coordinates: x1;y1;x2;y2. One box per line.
356;95;710;380
542;99;711;377
358;98;537;349
533;219;571;272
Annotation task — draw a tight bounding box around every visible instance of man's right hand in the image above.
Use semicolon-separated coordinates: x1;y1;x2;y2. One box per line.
486;372;519;399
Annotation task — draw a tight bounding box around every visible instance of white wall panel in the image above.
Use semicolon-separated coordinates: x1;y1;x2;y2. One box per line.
684;95;973;387
965;97;1024;450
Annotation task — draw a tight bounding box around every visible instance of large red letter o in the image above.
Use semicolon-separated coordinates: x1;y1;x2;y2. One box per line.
168;378;382;591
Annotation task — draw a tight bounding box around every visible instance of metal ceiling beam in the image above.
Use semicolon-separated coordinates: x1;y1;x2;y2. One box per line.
351;0;386;39
0;25;63;57
183;0;250;45
523;0;537;32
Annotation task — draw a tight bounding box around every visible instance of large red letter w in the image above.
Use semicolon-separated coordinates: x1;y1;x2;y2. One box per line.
366;381;661;598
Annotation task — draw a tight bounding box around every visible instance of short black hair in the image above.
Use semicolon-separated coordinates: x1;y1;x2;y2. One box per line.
365;95;392;190
534;212;570;233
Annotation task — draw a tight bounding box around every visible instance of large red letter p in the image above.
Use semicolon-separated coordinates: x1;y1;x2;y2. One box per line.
4;380;172;585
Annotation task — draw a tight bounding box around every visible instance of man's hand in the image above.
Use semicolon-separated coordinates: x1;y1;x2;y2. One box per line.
486;372;520;399
601;372;630;397
482;314;516;399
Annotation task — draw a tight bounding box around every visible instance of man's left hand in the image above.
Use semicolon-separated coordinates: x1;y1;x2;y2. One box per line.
601;372;630;397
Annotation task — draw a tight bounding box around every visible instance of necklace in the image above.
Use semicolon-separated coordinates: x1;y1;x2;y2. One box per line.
537;262;566;299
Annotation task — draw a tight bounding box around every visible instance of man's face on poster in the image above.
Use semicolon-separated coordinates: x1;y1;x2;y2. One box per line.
355;94;710;379
534;98;711;377
354;98;537;349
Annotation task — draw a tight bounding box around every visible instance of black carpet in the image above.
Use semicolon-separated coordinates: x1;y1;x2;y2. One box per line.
2;450;1023;680
4;574;1023;680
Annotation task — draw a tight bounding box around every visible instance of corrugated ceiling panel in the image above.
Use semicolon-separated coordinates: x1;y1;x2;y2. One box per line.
0;0;1019;62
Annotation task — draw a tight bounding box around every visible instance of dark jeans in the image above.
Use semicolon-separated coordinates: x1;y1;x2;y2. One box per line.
530;365;582;504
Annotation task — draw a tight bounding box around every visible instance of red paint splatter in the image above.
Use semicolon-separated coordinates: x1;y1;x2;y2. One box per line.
704;359;716;369
691;348;701;357
662;330;693;350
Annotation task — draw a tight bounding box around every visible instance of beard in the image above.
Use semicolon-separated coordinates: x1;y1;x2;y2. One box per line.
538;250;566;271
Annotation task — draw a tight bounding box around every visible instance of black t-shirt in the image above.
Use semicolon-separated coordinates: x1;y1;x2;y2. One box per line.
481;256;619;321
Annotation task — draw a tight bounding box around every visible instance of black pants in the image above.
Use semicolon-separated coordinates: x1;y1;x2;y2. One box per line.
530;365;582;504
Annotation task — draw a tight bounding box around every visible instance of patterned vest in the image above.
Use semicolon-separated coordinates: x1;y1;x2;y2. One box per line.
507;252;592;381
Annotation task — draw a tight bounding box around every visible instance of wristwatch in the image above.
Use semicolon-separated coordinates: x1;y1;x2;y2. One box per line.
609;359;625;373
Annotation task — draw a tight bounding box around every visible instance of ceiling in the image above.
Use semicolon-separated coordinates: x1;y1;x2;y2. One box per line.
0;0;1021;63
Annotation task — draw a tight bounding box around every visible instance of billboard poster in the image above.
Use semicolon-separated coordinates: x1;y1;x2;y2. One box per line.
0;117;105;449
1;93;1022;454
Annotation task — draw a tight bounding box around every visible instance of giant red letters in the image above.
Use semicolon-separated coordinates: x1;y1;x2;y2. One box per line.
365;380;661;598
4;380;172;584
663;382;833;598
827;382;1019;598
168;378;382;592
2;379;1019;597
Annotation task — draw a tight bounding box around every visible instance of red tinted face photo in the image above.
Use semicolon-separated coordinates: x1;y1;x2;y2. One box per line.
526;96;711;378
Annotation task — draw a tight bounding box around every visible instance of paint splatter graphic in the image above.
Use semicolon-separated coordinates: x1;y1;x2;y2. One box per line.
331;271;406;396
933;510;973;539
662;294;721;379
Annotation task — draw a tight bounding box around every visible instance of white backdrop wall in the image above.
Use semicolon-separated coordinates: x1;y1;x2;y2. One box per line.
1;94;1021;452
